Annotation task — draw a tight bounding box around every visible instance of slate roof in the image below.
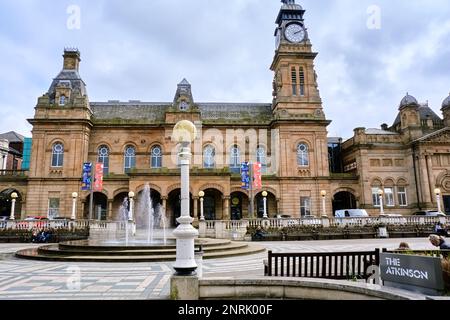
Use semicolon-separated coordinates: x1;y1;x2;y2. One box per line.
392;104;442;127
0;131;25;143
47;70;87;102
90;102;273;124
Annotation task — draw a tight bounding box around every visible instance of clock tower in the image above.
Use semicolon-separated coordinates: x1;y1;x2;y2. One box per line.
271;1;331;216
271;0;324;119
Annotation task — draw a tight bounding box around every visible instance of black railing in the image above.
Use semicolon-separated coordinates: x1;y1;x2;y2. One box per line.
0;170;29;177
266;249;381;280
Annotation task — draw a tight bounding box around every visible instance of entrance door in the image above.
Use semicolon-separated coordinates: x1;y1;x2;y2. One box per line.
444;196;450;215
230;195;242;220
204;196;216;220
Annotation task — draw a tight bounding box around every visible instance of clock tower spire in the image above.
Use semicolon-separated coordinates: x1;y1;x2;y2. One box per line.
271;1;324;120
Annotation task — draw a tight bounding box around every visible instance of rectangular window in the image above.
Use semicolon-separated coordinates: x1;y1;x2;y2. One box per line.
48;198;60;219
291;67;297;96
384;188;395;207
300;197;311;217
372;188;380;207
299;67;305;96
397;187;408;206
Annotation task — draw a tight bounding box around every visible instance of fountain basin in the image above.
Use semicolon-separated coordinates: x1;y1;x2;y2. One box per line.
15;238;266;262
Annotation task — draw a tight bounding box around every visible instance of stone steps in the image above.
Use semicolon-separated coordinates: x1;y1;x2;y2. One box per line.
15;238;266;262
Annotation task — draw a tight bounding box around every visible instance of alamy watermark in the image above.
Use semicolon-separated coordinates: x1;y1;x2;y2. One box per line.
66;265;81;291
367;5;381;30
67;5;81;30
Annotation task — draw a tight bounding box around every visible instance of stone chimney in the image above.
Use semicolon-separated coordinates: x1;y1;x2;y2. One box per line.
63;48;81;71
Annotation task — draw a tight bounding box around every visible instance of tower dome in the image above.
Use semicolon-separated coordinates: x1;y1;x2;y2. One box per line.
399;93;418;108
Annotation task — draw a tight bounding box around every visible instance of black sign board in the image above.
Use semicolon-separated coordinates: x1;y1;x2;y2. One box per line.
380;253;444;295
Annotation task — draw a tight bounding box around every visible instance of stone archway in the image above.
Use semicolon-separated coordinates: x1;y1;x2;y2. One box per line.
84;192;108;220
332;191;357;214
255;191;277;218
230;191;249;220
135;187;162;228
168;189;193;227
0;189;22;219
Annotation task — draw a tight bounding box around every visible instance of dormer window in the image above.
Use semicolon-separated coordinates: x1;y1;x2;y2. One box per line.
59;95;66;106
179;101;188;111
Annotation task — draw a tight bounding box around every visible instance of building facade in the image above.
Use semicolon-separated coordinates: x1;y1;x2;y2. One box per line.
0;1;449;221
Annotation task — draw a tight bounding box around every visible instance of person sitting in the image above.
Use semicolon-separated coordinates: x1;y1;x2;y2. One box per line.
31;228;40;243
254;226;266;241
429;234;450;258
397;242;411;251
434;222;449;237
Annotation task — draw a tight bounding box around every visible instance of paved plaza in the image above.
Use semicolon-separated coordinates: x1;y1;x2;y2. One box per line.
0;238;437;300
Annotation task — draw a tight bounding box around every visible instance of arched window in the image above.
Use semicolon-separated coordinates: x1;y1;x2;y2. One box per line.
230;145;241;174
297;143;309;166
291;67;297;96
203;145;215;169
256;146;267;174
51;143;64;167
97;145;109;175
59;95;66;106
299;67;305;96
151;146;162;168
124;146;136;173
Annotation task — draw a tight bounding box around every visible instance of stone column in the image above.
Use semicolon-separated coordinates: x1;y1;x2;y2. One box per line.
276;198;281;218
193;197;199;221
162;197;168;226
223;196;230;220
108;200;113;220
419;155;432;204
426;155;435;202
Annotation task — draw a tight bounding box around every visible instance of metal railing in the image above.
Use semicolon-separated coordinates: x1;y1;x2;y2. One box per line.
266;249;381;280
0;170;29;176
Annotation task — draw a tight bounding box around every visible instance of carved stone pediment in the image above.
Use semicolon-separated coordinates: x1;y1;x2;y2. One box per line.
417;128;450;144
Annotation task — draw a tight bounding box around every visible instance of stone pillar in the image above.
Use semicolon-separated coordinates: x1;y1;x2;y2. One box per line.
276;199;281;218
162;196;168;226
419;156;432;204
81;200;86;219
426;155;435;203
223;196;230;220
193;197;199;221
108;200;113;220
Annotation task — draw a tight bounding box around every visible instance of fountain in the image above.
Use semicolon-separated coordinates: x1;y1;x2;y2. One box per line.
119;197;130;245
15;186;265;262
135;184;167;245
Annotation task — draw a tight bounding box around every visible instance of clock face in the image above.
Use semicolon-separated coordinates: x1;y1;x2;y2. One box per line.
284;23;305;43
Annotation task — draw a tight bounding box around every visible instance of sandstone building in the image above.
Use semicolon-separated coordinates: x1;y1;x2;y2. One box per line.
1;1;449;222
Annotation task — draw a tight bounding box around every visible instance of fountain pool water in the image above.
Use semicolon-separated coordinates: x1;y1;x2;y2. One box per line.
135;184;167;245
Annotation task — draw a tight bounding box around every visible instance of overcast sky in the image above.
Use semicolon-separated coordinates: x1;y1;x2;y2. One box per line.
0;0;449;140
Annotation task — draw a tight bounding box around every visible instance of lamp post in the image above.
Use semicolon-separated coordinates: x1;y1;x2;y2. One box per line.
172;120;199;276
71;192;78;220
128;191;135;221
262;191;268;219
320;190;327;217
128;191;136;236
378;189;384;215
198;191;205;221
10;192;18;220
435;188;442;213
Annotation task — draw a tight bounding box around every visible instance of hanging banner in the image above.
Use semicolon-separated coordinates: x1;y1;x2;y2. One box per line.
93;163;104;192
241;162;250;190
253;162;262;190
81;162;93;191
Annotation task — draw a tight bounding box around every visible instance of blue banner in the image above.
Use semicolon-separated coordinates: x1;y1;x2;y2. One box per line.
81;162;93;191
241;162;250;190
